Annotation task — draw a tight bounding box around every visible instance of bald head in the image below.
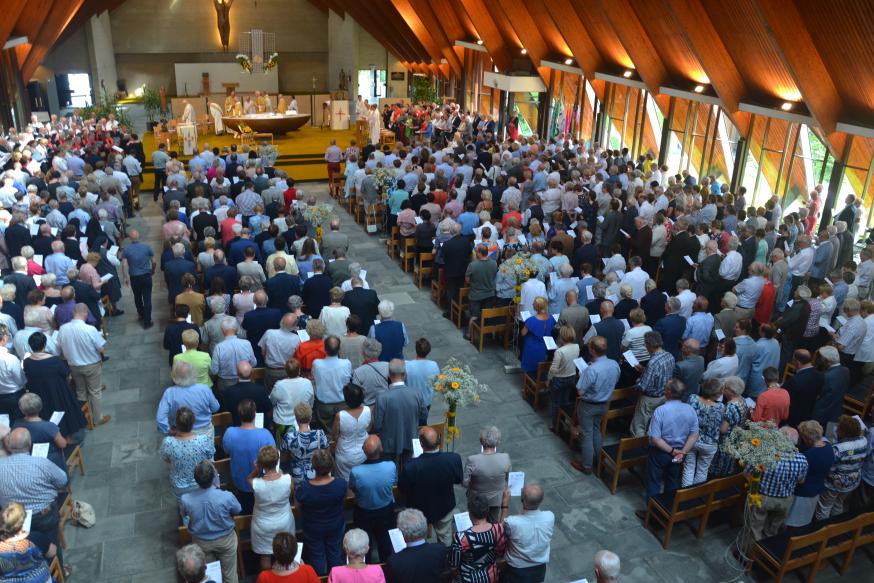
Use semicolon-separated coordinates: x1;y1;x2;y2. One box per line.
254;290;268;307
363;435;383;459
4;427;31;453
521;483;544;510
237;360;252;380
418;426;439;452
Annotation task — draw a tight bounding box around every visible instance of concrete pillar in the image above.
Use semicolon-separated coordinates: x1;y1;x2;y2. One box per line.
85;11;118;101
328;9;358;98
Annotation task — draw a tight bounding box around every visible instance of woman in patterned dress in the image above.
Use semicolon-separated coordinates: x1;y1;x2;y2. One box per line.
282;402;328;487
709;376;749;477
449;493;506;583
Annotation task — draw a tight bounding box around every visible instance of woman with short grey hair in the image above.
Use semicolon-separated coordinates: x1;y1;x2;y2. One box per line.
369;300;408;361
287;295;309;331
463;425;512;521
233;275;256;324
13;392;67;471
327;528;386;582
396;508;428;542
155;360;219;438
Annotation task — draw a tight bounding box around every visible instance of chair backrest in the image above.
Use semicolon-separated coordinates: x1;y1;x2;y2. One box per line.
49;557;64;583
234;514;253;533
616;435;650;459
251;367;266;382
669;480;714;513
418;252;435;265
781;523;842;564
479;305;512;327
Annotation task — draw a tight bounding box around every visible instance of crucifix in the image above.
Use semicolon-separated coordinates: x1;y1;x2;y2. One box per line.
213;0;234;52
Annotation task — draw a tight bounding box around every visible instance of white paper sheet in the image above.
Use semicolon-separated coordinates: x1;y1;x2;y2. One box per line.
295;542;304;564
254;413;265;428
786;300;794;307
589;314;601;324
543;336;558;350
388;528;407;553
412;438;423;458
837;315;848;325
606;294;619;304
360;270;367;280
185;314;192;324
33;254;43;266
586;286;595;300
714;329;726;341
454;512;473;532
205;561;223;582
520;311;532;321
22;510;32;534
623;350;640;367
508;471;525;496
551;313;560;322
100;273;114;282
297;330;310;342
49;411;64;425
597;215;605;223
32;443;50;458
0;413;8;427
32;275;42;287
415;216;423;225
574;357;588;373
683;255;695;266
824;323;836;333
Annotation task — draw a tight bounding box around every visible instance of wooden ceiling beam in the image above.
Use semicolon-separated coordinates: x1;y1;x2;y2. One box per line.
595;0;669;93
340;1;415;63
0;0;28;48
373;2;431;65
407;0;464;76
542;0;603;79
391;0;447;68
753;0;844;154
457;0;512;74
22;0;86;80
495;0;550;83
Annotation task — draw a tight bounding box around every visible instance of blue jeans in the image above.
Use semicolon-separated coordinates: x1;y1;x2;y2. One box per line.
646;447;681;500
579;400;608;469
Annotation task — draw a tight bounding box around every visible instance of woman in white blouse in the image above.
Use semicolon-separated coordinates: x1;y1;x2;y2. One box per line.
320;287;351;338
702;337;739;380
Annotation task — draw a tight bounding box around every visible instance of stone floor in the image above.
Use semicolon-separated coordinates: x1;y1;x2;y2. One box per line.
61;183;867;582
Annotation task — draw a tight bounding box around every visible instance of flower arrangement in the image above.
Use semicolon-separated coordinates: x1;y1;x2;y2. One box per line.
236;54;253;74
724;421;797;507
301;203;336;227
498;251;540;283
372;167;396;199
264;53;280;72
431;357;489;447
258;143;279;167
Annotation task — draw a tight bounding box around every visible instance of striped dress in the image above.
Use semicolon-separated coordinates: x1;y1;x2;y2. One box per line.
449;522;507;583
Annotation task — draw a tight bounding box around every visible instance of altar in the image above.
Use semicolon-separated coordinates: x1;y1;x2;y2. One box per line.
177;123;198;155
222;113;312;136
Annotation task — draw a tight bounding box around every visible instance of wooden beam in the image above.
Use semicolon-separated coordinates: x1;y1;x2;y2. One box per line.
595;0;669;92
0;0;28;48
373;2;432;64
340;1;415;62
495;0;550;83
458;0;512;73
542;0;603;79
753;0;844;154
391;0;446;68
408;0;464;76
22;0;87;80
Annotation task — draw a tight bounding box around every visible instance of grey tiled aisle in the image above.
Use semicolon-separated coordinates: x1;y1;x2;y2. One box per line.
63;184;863;582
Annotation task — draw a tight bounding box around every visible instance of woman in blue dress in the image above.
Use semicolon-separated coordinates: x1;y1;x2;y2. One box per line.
520;296;555;375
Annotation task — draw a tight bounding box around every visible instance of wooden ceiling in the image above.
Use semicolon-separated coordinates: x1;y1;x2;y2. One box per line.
307;0;874;160
3;0;872;158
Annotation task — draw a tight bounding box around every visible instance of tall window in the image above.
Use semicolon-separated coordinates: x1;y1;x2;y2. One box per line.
357;69;386;103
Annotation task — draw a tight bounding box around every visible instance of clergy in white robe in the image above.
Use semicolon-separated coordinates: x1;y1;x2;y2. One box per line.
368;106;381;146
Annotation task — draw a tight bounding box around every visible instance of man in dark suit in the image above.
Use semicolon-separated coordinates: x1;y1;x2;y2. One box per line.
653;298;687;360
660;218;700;294
301;258;332;318
4;257;36;306
373;360;427;464
593;301;625;362
440;224;472;317
385;508;448;583
223;361;272;426
191;206;219;242
784;349;823;427
398;426;462;546
241;290;282;365
265;257;300;312
203;250;238;291
739;225;757;279
812;346;849;428
571;231;599;277
4;217;31;259
673;338;705;395
31;223;55;257
694;240;723;310
343;278;380;332
163;243;197;304
228;228;261;266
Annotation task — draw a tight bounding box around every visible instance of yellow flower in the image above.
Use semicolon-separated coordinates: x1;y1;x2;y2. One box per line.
438;374;446;380
451;382;460;390
751;438;761;447
524;269;530;276
474;395;480;401
435;383;442;392
515;258;522;264
452;367;460;373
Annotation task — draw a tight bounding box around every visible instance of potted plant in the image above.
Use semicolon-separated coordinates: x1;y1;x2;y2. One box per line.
142;86;161;131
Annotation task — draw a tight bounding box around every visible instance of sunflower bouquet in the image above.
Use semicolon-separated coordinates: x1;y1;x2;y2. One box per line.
236;54;253;74
302;203;336;227
264;53;280;72
431;358;489;447
498;251;539;283
372;167;396;199
724;420;797;507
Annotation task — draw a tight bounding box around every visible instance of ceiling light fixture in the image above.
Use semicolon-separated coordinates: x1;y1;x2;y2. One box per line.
520;47;527;55
476;39;483;45
781;101;794;111
693;84;705;93
623;69;633;78
564;58;574;66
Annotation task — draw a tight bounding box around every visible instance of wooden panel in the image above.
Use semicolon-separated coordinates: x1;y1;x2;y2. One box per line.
699;0;799;102
631;0;707;84
595;0;669;92
458;0;513;73
22;0;87;80
569;0;632;69
407;0;463;75
796;0;874;124
542;0;602;79
0;0;28;48
494;0;550;82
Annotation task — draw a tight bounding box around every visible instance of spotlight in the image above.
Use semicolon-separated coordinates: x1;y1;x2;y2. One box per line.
694;84;705;93
476;39;483;46
564;58;574;66
623;69;633;78
781;101;794;111
520;47;527;55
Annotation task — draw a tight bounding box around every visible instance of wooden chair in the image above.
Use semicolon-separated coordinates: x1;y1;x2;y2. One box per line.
782;362;797;383
66;445;85;476
430;267;446;307
469;305;513;352
644;473;746;548
600;386;639;437
251;367;266;382
413;252;434;288
49;557;65;583
81;401;94;430
597;436;649;494
844;377;874;419
400;238;416;272
178;524;192;545
234;515;253;579
521;361;551;408
449;287;470;329
354;197;365;224
386;226;401;258
556;396;581;445
212;412;233;453
345;190;357;214
213;457;233;491
58;490;74;548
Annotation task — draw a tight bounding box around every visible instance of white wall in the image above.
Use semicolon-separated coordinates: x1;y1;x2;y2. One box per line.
86;12;118;98
174;63;278;95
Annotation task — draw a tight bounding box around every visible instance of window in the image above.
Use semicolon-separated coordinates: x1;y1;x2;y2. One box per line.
67;74;92;108
357;69;386;103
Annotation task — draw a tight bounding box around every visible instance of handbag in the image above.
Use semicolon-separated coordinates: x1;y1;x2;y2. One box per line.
71;500;96;528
